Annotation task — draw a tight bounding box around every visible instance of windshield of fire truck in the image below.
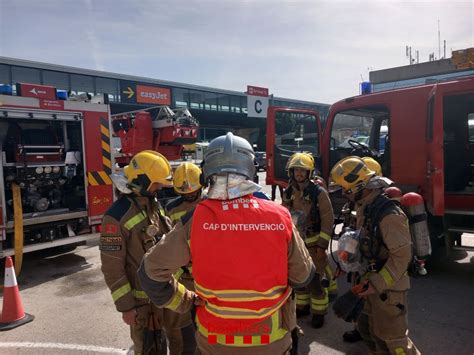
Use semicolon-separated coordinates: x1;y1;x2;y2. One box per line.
329;106;389;174
330;107;388;151
272;110;320;181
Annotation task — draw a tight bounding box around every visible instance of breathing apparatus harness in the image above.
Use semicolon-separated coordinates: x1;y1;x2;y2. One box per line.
283;180;322;237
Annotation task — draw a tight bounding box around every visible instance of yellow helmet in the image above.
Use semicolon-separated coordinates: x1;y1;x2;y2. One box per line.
173;162;202;194
330;156;375;194
361;157;382;176
287;152;315;177
124;150;173;192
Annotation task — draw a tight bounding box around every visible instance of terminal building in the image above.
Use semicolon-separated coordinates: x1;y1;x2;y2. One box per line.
0;57;329;150
369;48;474;92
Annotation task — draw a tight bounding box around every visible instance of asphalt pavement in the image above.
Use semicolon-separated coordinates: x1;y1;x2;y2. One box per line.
1;171;473;354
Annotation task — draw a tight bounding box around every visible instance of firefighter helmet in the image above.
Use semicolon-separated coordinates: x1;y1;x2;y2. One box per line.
361;157;382;176
173;162;202;194
330;156;375;194
287;152;315;177
202;132;255;181
124;150;173;193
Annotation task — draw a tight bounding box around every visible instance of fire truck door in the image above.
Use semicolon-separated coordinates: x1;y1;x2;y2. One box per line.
265;107;322;186
426;86;445;216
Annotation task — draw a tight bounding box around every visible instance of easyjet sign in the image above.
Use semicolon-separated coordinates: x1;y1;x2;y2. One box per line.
136;85;171;105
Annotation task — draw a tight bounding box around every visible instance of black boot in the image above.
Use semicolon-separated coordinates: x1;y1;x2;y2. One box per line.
311;314;325;328
296;305;310;318
343;329;362;343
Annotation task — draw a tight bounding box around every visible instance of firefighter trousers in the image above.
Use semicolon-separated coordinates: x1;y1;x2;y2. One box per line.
165;324;197;355
357;290;420;355
325;263;338;297
295;272;328;315
130;304;166;355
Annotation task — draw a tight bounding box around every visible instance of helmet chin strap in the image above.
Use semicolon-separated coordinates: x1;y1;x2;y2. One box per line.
126;182;155;197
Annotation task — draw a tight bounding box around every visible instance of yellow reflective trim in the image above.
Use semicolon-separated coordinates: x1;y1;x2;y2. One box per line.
395;348;406;355
295;293;310;300
124;212;147;230
195;282;287;302
203;288;291;320
305;235;319;244
166;283;186;311
319;231;331;241
170;210;187;222
379;267;395;287
311;298;328;305
173;268;184;280
325;265;334;278
296;299;310;305
132;289;148;299
196;311;287;346
311;304;327;311
328;281;338;292
112;283;131;302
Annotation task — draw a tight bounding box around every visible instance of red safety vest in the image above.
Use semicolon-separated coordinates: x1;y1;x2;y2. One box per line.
191;195;292;346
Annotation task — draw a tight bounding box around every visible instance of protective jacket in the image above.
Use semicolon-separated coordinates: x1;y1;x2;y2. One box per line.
138;194;315;354
282;180;334;249
355;189;419;355
355;190;411;292
100;195;171;312
282;180;334;316
165;195;201;226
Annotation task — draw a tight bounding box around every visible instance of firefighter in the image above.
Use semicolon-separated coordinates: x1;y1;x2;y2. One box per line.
165;162;203;226
330;156;419;354
163;162;202;354
341;156;382;343
100;150;174;354
138;132;315;354
282;152;335;329
312;174;338;302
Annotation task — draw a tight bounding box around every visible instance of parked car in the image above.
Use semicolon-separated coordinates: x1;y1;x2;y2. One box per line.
255;151;267;171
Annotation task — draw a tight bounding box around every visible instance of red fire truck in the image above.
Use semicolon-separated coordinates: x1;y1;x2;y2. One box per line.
266;76;474;253
0;83;116;263
112;106;199;165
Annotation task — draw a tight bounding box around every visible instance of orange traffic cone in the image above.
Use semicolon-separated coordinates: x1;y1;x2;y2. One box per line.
0;256;34;331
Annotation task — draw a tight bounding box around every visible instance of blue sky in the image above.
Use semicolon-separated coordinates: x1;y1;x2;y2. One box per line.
0;0;472;103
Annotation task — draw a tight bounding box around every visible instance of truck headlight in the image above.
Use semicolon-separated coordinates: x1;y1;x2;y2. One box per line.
35;167;44;174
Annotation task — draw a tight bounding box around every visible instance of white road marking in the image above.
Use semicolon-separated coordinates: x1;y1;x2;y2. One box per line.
0;342;128;353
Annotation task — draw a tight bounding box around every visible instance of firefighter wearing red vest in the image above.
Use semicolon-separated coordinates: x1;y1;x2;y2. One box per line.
100;150;175;354
138;133;315;354
163;162;203;353
282;152;335;329
330;156;419;354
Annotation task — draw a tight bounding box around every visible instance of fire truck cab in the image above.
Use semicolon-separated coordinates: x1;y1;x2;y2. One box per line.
266;76;474;252
0;82;114;258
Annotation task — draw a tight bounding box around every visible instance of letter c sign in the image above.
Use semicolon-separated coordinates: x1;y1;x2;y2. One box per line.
254;100;262;114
